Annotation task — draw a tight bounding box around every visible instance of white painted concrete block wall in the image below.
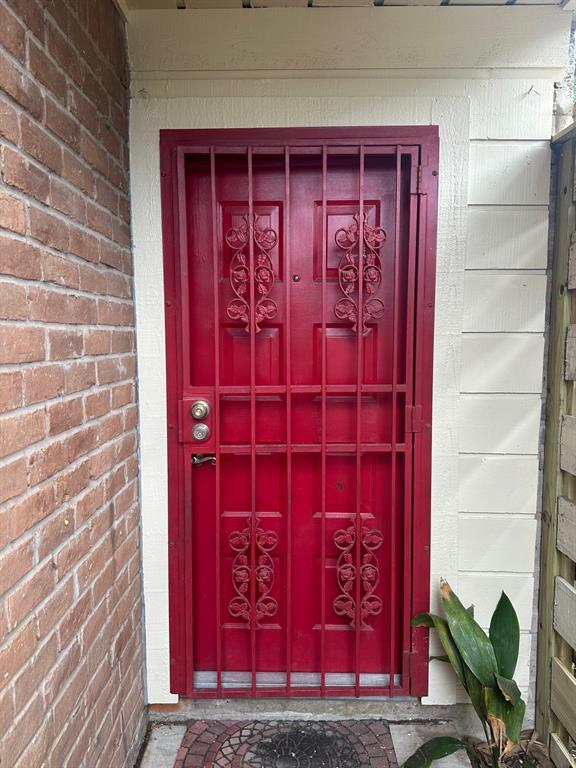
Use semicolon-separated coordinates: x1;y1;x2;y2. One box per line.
127;7;572;705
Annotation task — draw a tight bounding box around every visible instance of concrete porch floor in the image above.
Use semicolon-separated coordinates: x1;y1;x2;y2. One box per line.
139;702;480;767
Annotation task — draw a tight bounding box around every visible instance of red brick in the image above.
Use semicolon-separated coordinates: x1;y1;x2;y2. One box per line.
0;96;18;143
36;578;73;640
48;396;83;436
81;65;110;117
49;177;86;224
64;360;96;393
46;97;81;151
0;457;26;504
84;330;111;358
79;263;107;294
58;590;92;648
37;507;74;561
28;286;97;324
85;389;110;420
97;299;133;327
28;37;67;102
66;423;99;462
111;383;133;409
0;620;37;690
86;200;113;239
0;325;44;364
0;4;25;60
62;150;94;197
5;561;55;631
111;330;133;354
8;485;55;540
0;538;33;597
107;270;132;300
0;407;45;459
0;54;43;120
48;329;83;360
46;20;83;86
0;236;42;279
0;280;27;320
69;83;100;136
0;371;22;414
13;634;58;715
69;224;100;264
27;439;68;485
23;364;65;404
1;694;45;765
95;175;119;215
43;639;81;705
29;206;70;253
41;251;80;289
99;241;122;270
75;483;104;526
20;116;63;174
2;145;50;204
0;190;26;234
55;460;90;504
4;0;45;43
54;528;90;579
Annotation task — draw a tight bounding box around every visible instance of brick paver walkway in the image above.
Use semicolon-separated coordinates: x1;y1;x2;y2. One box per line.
174;719;396;768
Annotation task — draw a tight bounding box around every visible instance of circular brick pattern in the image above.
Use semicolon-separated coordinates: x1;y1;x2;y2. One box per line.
174;719;396;768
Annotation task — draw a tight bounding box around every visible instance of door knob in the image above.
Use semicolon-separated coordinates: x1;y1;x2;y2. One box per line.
192;454;216;467
192;423;210;441
191;400;210;420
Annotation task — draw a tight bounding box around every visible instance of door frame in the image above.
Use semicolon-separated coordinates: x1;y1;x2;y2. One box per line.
159;126;439;698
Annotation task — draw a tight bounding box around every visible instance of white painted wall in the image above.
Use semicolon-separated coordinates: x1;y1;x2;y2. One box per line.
127;6;572;706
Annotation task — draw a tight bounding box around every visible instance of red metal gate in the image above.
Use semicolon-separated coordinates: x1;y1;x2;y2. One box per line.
160;127;438;698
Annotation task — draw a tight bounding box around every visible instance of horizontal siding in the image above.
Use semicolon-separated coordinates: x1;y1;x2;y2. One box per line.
461;334;544;393
459;395;541;453
468;141;551;205
459;455;539;514
457;573;536;628
466;206;549;269
458;516;538;572
463;273;547;332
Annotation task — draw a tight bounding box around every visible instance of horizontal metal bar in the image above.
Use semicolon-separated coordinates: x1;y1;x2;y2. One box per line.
219;443;406;454
211;384;407;395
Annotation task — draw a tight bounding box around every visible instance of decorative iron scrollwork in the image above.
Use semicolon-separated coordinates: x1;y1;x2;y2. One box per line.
228;519;278;627
225;215;278;334
332;524;383;627
334;213;386;332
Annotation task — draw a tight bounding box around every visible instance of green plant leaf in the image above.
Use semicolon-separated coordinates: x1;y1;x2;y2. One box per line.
489;592;520;679
400;737;466;768
484;687;526;745
412;612;466;689
495;674;521;705
502;697;526;744
463;663;487;724
440;579;498;688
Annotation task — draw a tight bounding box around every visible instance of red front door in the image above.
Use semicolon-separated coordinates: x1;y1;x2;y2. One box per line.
161;127;438;698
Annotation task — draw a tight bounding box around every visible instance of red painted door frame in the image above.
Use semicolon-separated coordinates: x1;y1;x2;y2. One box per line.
160;126;438;698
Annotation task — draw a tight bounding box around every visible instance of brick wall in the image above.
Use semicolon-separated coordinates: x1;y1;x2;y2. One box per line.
0;1;147;766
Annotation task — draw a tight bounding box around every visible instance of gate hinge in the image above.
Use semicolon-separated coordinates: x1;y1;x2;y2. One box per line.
405;405;423;433
403;649;417;676
417;165;423;194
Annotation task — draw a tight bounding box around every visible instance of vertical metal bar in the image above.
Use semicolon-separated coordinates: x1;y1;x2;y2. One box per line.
355;146;365;697
248;147;257;696
389;146;402;695
284;146;293;696
320;145;328;697
403;148;420;691
210;148;223;697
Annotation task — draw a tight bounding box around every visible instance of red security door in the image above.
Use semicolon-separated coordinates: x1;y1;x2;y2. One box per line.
161;127;438;698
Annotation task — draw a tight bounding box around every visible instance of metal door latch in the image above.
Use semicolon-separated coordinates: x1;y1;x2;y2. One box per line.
192;454;216;467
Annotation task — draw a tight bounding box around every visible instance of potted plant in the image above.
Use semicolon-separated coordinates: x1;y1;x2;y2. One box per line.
401;580;552;768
